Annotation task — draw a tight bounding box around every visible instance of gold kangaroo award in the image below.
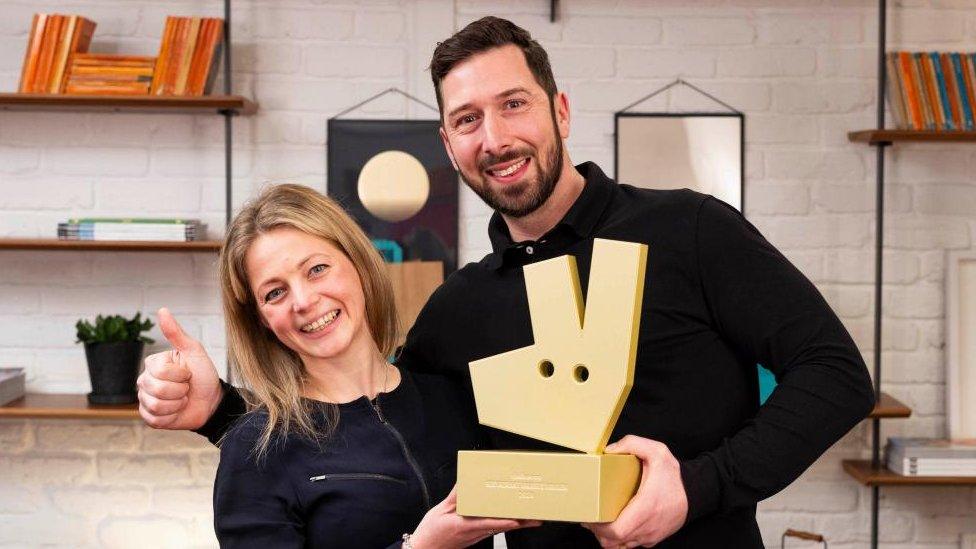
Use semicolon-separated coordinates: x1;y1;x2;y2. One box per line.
457;238;648;523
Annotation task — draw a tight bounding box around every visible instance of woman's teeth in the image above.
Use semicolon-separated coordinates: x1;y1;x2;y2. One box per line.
490;158;526;177
301;310;339;333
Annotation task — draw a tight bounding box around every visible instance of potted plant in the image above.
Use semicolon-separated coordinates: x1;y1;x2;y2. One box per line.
75;313;155;405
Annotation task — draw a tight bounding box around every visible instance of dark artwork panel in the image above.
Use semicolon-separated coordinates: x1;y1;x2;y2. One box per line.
327;119;458;274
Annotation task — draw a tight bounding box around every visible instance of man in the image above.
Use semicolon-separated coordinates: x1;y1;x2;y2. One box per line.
139;17;875;548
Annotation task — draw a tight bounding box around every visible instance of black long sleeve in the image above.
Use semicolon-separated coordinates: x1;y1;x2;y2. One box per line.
677;197;875;521
194;379;246;445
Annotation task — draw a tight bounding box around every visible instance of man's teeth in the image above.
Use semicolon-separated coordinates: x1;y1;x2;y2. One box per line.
491;158;526;177
301;310;339;333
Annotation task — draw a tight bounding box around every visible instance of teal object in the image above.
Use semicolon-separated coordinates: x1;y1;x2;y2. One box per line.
372;239;403;263
758;364;776;404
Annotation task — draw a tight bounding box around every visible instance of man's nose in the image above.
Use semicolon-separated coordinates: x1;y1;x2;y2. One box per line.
481;111;512;157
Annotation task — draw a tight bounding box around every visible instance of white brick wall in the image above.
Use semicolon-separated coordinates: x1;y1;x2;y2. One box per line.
1;0;974;547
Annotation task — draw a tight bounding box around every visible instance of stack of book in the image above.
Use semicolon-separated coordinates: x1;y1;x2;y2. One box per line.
63;54;155;95
885;437;976;477
57;218;203;242
151;16;224;96
887;51;976;131
18;13;97;93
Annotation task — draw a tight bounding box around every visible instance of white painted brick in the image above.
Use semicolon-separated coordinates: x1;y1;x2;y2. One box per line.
563;16;662;45
0;454;94;483
885;217;971;250
663;18;755;45
883;284;943;319
915;516;976;543
253;78;391;113
143;285;222;316
0;420;30;452
572;79;670;112
0;5;37;36
246;113;305;145
820;285;873;318
756;511;816;548
0;179;93;210
0;286;40;314
761;481;859;512
0;513;92;546
152;485;214;517
0;145;39;173
44;148;149;177
919;250;946;284
717;48;816;77
757;14;864;45
772;81;875;114
0;37;27;72
193;449;220;484
900;382;945;416
248;8;355;40
748;115;819;144
746;183;810;215
35;422;137;452
752;215;870;249
889;10;968;43
812;182;912;214
0;251;92;284
0;112;91;146
822;249;920;284
93;178;202;213
0;482;43;514
152;147;252;178
780;249;824;281
766;151;865;180
616;49;715;79
98;516;190;548
91;253;195;288
88;114;198;148
888;148;976;184
252;147;326;180
49;485;150;517
40;286;144;316
97;454;192;484
234;42;302;75
355;11;407;42
305;44;406;77
0;315;84;349
915;184;976;217
818;47;877;78
882;486;974;516
547;46;615;79
686;81;772;112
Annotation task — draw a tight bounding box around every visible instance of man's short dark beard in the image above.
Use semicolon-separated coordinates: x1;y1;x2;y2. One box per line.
458;105;563;219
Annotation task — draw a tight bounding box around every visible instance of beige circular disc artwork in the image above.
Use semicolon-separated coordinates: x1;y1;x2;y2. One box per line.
357;150;430;223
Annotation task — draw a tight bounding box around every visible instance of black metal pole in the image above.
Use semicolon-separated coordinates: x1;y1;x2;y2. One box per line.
871;1;888;548
224;0;233;228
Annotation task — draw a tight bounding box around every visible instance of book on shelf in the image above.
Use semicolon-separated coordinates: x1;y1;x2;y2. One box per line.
0;368;26;407
888;51;976;131
18;13;97;94
63;53;155;96
57;217;203;242
151;16;224;96
885;437;976;477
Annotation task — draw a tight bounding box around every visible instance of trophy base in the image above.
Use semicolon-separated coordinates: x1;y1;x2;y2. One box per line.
456;450;640;523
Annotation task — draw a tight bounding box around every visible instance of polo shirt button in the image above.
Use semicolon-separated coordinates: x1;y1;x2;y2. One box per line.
526;246;534;255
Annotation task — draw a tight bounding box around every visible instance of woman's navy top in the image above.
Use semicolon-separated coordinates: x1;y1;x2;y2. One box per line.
213;369;488;548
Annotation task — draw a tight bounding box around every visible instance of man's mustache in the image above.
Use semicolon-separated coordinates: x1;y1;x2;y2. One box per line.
478;148;533;171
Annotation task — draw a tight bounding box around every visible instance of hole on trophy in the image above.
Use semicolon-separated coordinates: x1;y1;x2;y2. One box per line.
573;365;589;383
539;360;554;378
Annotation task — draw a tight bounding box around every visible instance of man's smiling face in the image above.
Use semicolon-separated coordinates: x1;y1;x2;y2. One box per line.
438;44;570;219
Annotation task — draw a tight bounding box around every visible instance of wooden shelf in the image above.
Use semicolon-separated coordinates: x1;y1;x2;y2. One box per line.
0;393;139;420
0;93;257;115
0;238;221;252
848;129;976;144
869;392;911;419
843;459;976;486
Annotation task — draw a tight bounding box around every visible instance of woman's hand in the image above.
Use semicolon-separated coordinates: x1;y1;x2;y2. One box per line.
407;486;541;548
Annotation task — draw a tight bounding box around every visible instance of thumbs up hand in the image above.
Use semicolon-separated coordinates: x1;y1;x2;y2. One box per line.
137;307;223;430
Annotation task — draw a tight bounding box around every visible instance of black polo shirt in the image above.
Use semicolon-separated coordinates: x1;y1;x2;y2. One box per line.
395;162;874;548
200;162;873;548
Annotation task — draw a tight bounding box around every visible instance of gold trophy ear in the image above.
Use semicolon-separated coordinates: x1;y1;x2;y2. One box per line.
468;238;648;454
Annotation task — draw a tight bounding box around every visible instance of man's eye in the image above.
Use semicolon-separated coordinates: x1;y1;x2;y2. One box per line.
310;264;328;275
457;114;477;126
505;99;524;109
264;288;284;303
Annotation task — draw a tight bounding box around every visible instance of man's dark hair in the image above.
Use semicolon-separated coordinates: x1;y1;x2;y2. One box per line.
429;16;557;118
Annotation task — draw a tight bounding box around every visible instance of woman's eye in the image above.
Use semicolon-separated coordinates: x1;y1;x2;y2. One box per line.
310;264;328;275
264;288;284;303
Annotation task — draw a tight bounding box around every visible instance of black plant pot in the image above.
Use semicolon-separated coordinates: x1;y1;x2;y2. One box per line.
84;341;144;405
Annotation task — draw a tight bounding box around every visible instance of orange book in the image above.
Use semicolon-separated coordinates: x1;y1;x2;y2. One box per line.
34;14;63;94
70;65;154;76
48;15;77;93
18;14;47;93
185;19;212;96
201;19;224;95
920;54;945;130
151;16;177;95
898;52;924;130
73;53;154;66
174;17;201;95
961;55;976;129
163;18;191;95
910;54;933;129
65;82;150;95
188;19;224;96
941;53;963;130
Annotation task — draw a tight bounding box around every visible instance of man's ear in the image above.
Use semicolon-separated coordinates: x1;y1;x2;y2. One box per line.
554;91;571;140
439;126;459;171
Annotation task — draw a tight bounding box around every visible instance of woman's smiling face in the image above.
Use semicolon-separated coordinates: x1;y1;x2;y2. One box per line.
245;226;370;365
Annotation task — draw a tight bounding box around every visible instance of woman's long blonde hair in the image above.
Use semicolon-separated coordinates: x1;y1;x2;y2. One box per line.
218;183;399;459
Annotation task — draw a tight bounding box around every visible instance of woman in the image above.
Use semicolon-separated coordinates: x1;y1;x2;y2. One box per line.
213;184;535;548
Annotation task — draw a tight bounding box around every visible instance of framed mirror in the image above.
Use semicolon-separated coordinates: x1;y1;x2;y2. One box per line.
614;112;745;212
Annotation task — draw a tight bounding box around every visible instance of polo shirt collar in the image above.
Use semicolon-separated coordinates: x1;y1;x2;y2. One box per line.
485;161;615;270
